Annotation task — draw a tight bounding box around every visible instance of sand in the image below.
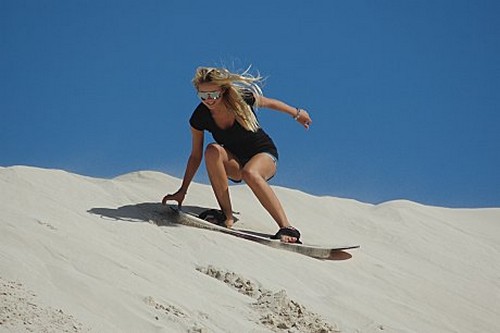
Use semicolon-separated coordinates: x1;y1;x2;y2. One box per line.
1;166;499;332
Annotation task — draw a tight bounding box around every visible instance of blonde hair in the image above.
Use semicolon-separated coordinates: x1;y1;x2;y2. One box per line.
192;66;263;132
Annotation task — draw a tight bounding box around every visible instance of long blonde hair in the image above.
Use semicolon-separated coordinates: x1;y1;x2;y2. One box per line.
192;66;263;132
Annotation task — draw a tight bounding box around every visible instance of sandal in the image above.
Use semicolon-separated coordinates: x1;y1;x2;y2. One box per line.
271;226;302;244
198;209;227;226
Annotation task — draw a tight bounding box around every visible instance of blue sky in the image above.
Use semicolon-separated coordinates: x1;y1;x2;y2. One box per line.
1;0;499;208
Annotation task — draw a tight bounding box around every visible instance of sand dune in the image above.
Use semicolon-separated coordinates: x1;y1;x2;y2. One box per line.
1;166;499;332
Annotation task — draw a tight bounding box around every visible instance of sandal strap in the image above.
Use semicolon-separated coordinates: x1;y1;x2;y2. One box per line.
271;227;302;244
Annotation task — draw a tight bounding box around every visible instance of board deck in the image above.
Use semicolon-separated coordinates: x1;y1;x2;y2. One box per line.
169;206;359;259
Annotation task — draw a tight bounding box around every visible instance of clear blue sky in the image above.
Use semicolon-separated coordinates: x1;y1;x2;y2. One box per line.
1;0;499;208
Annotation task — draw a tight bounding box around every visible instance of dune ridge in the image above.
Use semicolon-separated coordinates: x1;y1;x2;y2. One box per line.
1;166;499;332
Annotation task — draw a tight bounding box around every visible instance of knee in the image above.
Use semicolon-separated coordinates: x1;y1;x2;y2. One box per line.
241;168;263;186
204;143;224;162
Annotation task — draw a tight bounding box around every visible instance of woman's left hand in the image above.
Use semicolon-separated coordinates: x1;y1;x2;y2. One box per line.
296;109;312;129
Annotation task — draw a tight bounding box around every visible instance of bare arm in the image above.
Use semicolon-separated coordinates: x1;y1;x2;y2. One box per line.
256;95;312;129
162;127;204;207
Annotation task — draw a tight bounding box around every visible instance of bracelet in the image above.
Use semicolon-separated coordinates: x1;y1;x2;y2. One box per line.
293;108;301;120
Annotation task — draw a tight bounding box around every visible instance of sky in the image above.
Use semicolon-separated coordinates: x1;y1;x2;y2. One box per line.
1;0;499;208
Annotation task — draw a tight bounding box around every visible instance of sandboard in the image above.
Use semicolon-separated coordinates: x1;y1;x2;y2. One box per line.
169;206;359;259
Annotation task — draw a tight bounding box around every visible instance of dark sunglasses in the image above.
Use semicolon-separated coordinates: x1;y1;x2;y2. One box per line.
197;91;222;100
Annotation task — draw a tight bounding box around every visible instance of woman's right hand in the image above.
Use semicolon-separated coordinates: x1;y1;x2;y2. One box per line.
161;189;186;207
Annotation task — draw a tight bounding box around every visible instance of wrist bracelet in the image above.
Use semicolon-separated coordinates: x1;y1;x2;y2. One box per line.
293;108;301;120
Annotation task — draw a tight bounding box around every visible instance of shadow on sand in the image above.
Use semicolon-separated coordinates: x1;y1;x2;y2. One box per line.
87;203;227;227
88;203;241;226
88;202;180;226
327;251;353;261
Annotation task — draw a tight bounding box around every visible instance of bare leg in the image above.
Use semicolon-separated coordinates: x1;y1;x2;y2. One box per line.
205;148;297;242
241;154;298;243
204;144;241;227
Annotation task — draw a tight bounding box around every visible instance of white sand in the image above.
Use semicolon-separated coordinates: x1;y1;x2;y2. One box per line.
1;165;499;332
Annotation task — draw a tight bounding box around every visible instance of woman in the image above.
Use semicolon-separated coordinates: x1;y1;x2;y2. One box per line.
162;67;312;243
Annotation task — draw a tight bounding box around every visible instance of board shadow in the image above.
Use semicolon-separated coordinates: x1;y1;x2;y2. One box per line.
88;202;180;226
325;250;353;261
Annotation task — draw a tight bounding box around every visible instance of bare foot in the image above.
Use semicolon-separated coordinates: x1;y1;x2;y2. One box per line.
224;219;234;228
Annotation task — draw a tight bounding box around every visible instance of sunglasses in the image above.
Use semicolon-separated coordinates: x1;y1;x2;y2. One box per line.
197;90;222;100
